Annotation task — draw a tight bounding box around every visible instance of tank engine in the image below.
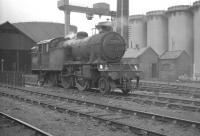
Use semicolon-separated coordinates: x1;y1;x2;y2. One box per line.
31;26;140;94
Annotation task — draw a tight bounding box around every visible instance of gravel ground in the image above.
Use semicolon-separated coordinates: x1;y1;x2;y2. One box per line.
3;86;200;136
0;117;35;136
0;96;135;136
26;86;200;122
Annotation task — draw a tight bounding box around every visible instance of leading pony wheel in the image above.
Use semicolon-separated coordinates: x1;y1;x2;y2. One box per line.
98;77;110;94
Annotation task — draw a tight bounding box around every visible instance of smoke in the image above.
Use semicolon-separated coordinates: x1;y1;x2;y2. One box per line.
65;32;76;39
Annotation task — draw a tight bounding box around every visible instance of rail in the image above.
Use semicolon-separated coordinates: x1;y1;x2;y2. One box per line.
0;112;53;136
2;84;200;129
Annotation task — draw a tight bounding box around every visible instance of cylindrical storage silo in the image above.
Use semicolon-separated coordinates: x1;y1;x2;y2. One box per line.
129;15;147;49
146;10;168;55
167;5;193;58
192;1;200;76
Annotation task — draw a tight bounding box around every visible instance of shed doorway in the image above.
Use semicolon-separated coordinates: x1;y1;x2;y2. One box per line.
152;63;157;78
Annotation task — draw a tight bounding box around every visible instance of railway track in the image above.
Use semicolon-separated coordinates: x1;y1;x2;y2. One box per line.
0;89;165;136
25;79;200;98
42;85;200;113
24;77;200;97
106;92;200;112
24;83;200;112
0;85;200;136
139;81;200;91
136;82;200;98
0;111;53;136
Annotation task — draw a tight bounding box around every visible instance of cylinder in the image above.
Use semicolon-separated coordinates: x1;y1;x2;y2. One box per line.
146;10;168;55
192;1;200;76
129;15;147;49
167;5;193;58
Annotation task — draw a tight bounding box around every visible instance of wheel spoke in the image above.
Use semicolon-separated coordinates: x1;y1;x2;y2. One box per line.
75;78;90;91
122;89;130;95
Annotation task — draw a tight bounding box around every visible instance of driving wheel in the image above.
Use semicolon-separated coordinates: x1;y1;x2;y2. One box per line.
61;75;73;89
48;74;57;87
76;78;90;91
122;89;130;95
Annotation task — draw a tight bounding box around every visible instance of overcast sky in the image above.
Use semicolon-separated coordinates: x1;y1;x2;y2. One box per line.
0;0;197;33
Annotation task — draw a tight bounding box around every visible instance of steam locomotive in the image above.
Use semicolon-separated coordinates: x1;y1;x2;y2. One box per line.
31;25;140;94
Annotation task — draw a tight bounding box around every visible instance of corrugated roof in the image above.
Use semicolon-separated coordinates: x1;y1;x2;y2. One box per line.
13;22;76;42
0;21;35;43
160;50;184;59
123;47;150;58
13;22;64;42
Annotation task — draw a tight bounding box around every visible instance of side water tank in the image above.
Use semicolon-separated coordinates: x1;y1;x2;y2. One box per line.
167;5;193;58
192;1;200;76
146;10;168;55
129;15;147;48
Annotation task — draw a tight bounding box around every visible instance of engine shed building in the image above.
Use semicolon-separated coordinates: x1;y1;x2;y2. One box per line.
122;47;159;79
159;50;192;81
0;21;77;73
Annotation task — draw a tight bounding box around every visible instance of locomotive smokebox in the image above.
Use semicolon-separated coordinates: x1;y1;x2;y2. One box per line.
62;32;126;63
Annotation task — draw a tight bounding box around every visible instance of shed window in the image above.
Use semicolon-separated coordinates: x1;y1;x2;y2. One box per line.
161;63;175;71
162;64;170;71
